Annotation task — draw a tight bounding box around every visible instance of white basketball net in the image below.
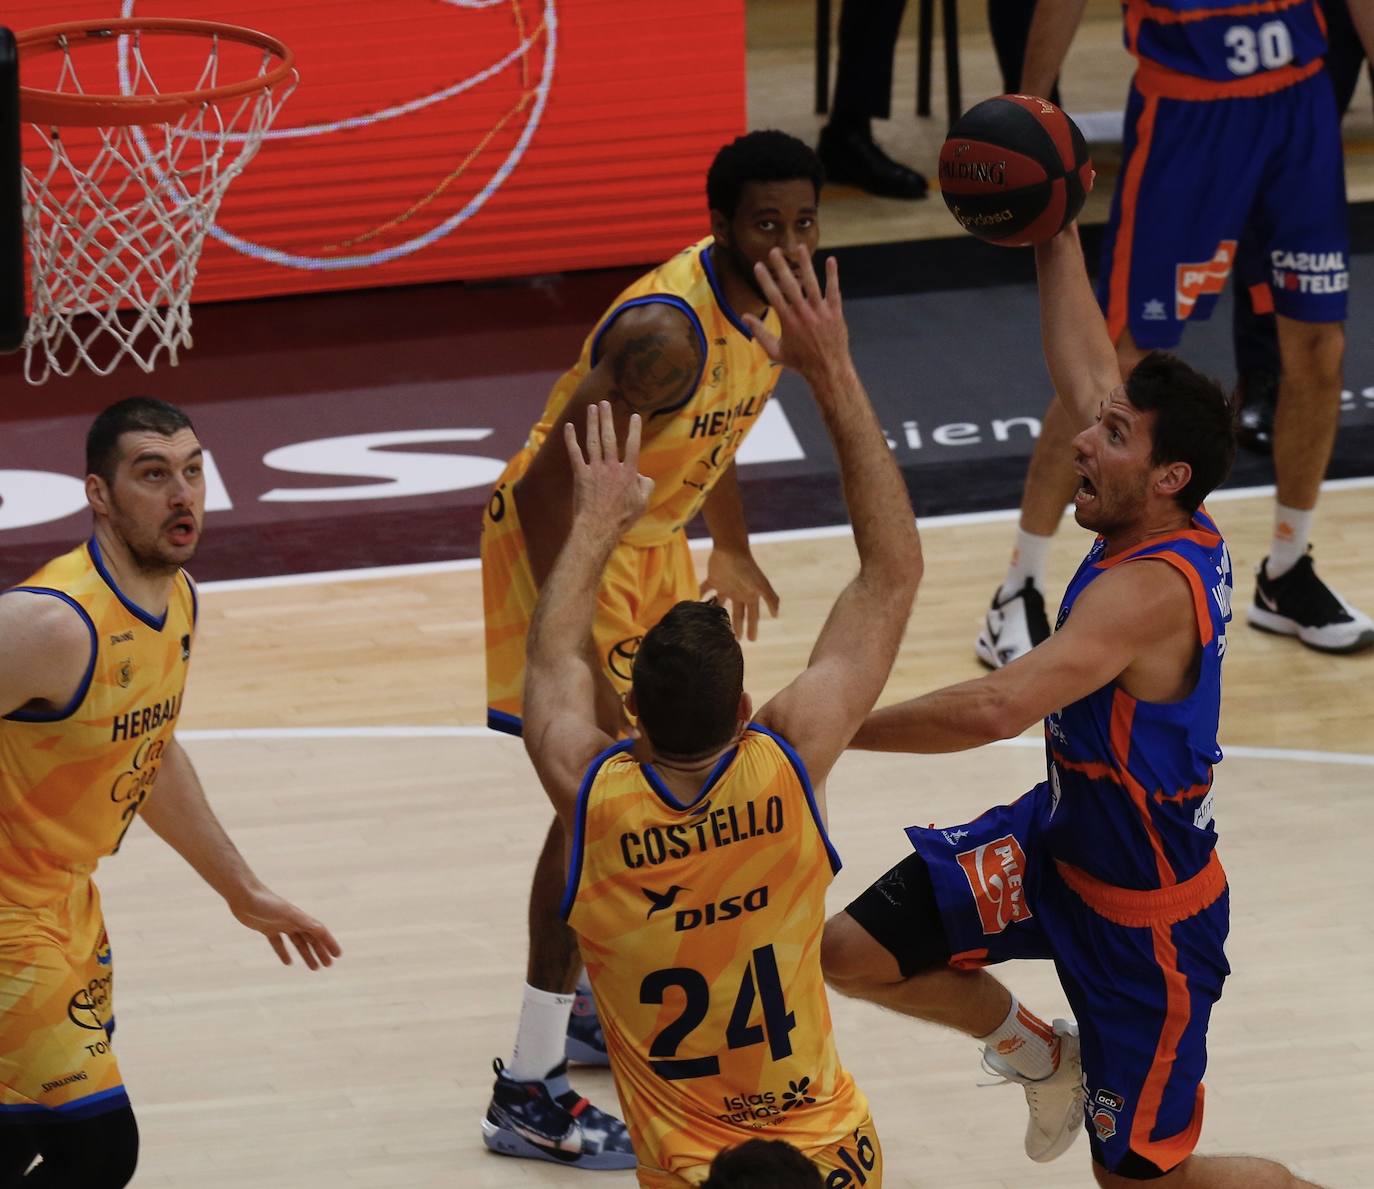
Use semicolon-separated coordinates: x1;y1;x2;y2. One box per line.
21;30;295;384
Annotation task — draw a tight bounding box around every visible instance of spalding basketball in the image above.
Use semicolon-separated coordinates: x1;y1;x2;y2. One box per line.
939;95;1092;247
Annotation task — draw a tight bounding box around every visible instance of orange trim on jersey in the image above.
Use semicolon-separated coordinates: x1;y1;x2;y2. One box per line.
949;948;991;969
1129;925;1207;1171
1094;526;1223;570
1131;551;1216;647
1131;0;1311;27
1111;689;1179;887
1153;776;1213;805
1107;94;1161;344
1051;748;1123;786
1134;56;1323;100
1249;282;1275;316
1055;851;1226;928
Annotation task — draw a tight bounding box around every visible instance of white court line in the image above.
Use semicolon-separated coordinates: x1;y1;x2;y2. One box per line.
177;726;1374;768
198;474;1374;595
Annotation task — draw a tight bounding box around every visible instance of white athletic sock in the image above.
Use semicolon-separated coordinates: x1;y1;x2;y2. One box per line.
999;529;1053;602
978;997;1059;1081
1266;504;1313;579
509;983;575;1081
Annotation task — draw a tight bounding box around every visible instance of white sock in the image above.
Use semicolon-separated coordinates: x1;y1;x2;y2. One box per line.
999;528;1053;601
509;983;575;1081
978;997;1059;1081
1266;504;1312;579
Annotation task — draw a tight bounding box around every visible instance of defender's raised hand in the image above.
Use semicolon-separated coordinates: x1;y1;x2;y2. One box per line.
742;245;849;383
563;400;655;538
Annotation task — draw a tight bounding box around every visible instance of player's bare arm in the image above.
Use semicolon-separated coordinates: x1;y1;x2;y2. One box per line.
746;246;922;797
515;302;704;587
1020;0;1089;99
0;591;93;717
523;403;654;822
1035;226;1120;431
700;460;780;641
137;737;342;970
1350;0;1374;61
852;560;1198;753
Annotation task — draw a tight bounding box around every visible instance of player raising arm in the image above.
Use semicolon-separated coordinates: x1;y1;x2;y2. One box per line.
517;245;921;1187
823;229;1319;1188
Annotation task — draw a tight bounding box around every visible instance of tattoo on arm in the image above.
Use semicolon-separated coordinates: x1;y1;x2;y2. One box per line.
608;330;702;412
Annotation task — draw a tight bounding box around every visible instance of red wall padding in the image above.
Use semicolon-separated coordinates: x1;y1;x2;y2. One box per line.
10;1;747;302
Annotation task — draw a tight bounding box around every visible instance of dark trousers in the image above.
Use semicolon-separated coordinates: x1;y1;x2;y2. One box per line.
1234;0;1370;377
831;0;1057;119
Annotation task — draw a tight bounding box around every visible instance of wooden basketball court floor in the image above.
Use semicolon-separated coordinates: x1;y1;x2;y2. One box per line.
91;483;1374;1189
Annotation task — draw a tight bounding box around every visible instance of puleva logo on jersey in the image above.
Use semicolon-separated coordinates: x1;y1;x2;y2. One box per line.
1270;249;1348;296
1175;240;1236;320
956;835;1033;934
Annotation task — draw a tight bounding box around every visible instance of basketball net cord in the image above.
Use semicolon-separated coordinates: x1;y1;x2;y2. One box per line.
22;31;296;383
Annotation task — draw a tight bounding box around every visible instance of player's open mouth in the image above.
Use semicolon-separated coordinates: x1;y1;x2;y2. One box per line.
1075;475;1097;504
165;517;197;544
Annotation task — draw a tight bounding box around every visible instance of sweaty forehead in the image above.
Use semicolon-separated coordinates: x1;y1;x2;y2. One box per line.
118;428;201;463
735;178;817;217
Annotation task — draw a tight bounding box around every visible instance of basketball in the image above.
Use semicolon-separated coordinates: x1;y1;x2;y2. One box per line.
938;95;1091;247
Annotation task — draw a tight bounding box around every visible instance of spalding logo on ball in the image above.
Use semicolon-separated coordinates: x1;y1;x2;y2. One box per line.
939;95;1092;247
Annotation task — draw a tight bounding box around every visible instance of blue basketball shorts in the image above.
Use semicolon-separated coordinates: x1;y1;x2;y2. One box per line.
907;784;1231;1176
1097;69;1349;349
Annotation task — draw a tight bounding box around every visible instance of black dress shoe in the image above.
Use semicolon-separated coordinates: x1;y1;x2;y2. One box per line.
818;123;929;200
1234;369;1277;455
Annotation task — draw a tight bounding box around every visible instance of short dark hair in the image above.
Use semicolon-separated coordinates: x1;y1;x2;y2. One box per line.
706;130;823;219
1125;352;1236;512
86;397;196;486
632;601;743;757
701;1139;823;1189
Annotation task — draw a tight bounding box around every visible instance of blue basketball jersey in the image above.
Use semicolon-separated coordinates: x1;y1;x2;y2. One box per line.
1042;509;1232;890
1124;0;1326;92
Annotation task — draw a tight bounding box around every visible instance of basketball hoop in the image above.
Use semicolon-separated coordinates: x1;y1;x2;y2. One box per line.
15;18;296;383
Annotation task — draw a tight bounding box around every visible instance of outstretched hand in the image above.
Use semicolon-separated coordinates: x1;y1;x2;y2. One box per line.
564;401;655;538
230;887;342;971
741;245;849;382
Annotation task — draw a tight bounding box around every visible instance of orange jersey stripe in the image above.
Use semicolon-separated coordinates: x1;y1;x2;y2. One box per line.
1107;95;1161;344
1129;922;1207;1171
1110;689;1178;887
1134;55;1323;99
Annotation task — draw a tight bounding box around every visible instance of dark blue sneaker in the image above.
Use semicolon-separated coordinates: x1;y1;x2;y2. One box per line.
565;985;610;1066
481;1058;635;1170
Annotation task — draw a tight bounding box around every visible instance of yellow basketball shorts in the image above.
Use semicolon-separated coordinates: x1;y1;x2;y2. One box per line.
635;1115;884;1188
481;469;699;735
0;879;127;1125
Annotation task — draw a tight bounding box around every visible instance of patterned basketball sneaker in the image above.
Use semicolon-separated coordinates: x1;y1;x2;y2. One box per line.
975;579;1051;669
981;1019;1083;1163
1248;551;1374;654
565;985;610;1066
481;1059;635;1170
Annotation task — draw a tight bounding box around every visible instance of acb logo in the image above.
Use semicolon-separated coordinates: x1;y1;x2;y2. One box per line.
607;636;642;683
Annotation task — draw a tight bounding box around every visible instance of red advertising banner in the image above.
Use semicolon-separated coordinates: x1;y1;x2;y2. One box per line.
9;1;747;302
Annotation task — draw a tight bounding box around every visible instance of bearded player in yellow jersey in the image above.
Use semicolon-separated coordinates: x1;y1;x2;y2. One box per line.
481;131;827;1167
0;398;340;1187
517;245;922;1186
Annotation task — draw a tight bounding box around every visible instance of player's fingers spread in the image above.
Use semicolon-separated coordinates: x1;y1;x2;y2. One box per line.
745;597;759;642
598;400;617;461
764;581;781;616
730;598;745;639
825;255;842;310
292;932;320;971
770;247;806;307
584;402;601;462
796;243;821;303
752;259;784;308
624;412;643;469
563;420;584;468
268;933;291;966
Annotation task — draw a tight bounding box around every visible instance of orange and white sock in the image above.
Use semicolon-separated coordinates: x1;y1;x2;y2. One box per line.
978;997;1059;1081
1267;504;1312;580
999;528;1053;602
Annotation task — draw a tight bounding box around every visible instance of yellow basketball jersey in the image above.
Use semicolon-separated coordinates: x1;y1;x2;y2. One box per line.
513;237;783;547
564;726;868;1181
0;540;197;908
